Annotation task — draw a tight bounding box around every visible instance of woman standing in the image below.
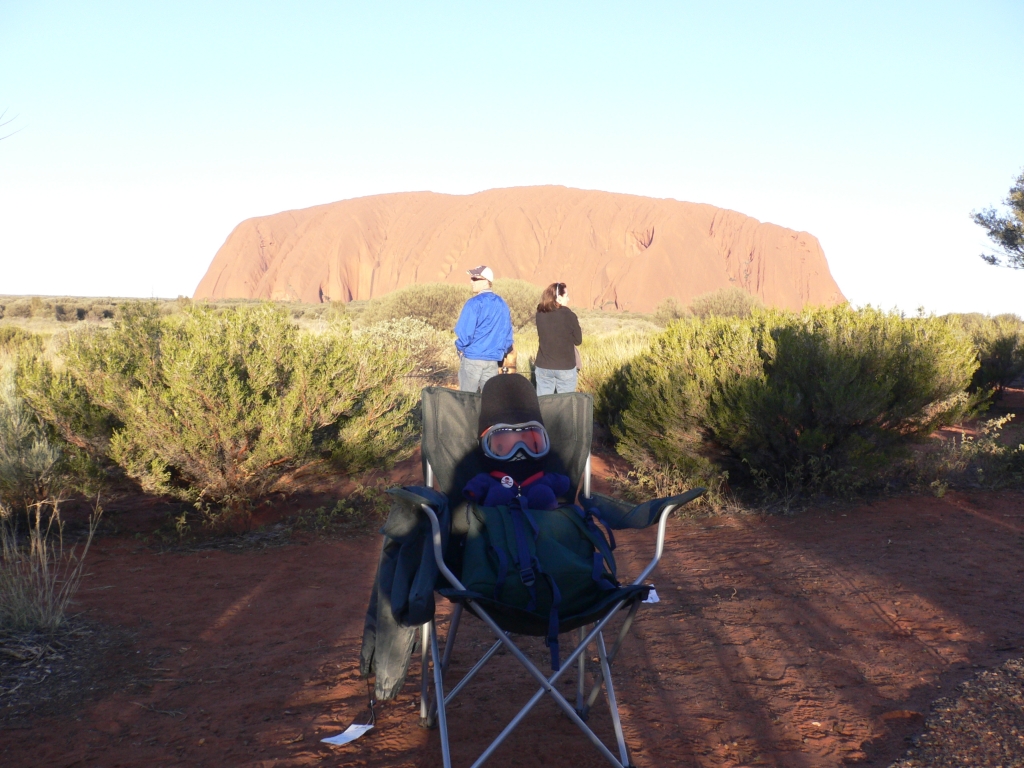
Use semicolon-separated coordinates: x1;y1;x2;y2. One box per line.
534;282;583;395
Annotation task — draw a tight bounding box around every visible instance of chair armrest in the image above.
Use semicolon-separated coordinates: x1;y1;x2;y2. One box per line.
584;487;706;530
420;503;468;592
630;503;676;586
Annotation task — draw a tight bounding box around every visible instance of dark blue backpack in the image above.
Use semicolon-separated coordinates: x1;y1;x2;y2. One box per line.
456;493;629;669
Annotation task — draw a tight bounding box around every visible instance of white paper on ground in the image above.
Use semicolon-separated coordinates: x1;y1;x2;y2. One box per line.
321;724;374;745
643;588;660;604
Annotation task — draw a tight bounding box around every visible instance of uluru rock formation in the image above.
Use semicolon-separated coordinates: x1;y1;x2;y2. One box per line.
194;186;845;312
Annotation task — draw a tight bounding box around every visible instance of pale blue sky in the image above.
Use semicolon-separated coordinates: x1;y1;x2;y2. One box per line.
1;1;1022;314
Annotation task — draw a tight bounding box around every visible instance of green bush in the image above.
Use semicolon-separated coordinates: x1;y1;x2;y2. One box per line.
0;327;44;358
359;279;542;333
0;368;61;510
87;302;117;321
354;317;459;388
292;483;390;536
16;343;118;466
492;279;543;330
653;297;688;326
16;302;417;517
62;303;91;322
609;306;979;501
5;300;31;319
688;286;763;319
947;313;1024;392
918;415;1024;493
360;282;472;331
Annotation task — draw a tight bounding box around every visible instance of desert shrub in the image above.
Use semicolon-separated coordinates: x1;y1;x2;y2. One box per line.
355;317;459;387
610;306;979;502
653;297;688;326
0;500;99;632
918;415;1024;494
86;302;117;322
0;327;43;358
360;282;473;331
292;483;390;536
359;279;542;333
948;313;1024;392
688;286;763;319
607;317;762;500
54;303;88;323
0;369;62;510
492;279;544;330
17;302;417;517
5;300;31;319
15;342;119;467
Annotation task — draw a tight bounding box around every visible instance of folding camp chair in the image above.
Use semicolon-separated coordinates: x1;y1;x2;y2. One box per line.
415;385;704;768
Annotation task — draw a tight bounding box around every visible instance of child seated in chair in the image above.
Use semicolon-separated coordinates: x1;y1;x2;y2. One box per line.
461;374;572;510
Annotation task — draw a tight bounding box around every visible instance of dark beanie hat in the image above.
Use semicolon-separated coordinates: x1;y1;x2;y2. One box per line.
478;374;544;435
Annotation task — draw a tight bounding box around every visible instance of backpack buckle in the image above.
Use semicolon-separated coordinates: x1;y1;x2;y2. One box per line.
519;567;536;587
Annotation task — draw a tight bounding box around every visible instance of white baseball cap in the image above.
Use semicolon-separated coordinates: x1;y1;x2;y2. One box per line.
467;265;494;282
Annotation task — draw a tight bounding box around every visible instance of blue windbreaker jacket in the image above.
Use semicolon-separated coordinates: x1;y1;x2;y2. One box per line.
454;291;514;361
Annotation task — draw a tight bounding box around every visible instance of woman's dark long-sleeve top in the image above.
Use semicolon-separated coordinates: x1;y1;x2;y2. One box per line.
534;306;583;370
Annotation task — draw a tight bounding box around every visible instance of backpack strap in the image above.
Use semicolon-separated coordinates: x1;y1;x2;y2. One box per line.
540;570;562;670
586;506;619;583
567;506;619;591
509;495;563;670
508;498;539;610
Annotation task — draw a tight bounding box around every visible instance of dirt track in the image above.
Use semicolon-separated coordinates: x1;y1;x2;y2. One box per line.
2;482;1022;767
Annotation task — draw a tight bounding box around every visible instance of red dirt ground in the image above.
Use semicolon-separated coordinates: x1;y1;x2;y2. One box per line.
1;392;1022;767
2;484;1022;767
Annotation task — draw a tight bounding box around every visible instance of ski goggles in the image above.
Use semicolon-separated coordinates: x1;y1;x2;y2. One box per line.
480;421;550;461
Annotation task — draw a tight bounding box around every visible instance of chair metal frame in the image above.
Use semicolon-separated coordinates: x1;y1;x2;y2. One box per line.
415;458;685;768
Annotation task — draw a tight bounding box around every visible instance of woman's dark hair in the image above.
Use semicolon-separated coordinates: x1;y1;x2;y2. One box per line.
537;282;566;313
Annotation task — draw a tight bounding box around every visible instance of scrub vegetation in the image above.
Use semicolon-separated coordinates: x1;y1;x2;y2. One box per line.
0;289;1021;521
602;306;990;504
7;302;418;524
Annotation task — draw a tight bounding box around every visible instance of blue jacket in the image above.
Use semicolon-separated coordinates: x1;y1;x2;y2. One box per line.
454;291;514;361
360;487;450;700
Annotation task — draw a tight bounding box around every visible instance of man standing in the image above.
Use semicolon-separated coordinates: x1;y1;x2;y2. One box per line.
454;265;513;392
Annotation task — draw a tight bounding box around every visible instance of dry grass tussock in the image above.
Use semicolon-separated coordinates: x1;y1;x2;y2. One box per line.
0;500;100;633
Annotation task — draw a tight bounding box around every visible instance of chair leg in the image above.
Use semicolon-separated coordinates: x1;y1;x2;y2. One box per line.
576;626;587;714
466;600;629;768
429;619;453;768
598;630;632;768
442;637;504;705
440;603;463;675
419;622;433;728
429;604;464;722
584;598;641;715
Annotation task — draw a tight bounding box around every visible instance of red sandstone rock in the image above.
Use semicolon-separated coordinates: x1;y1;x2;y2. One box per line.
194;186;845;312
